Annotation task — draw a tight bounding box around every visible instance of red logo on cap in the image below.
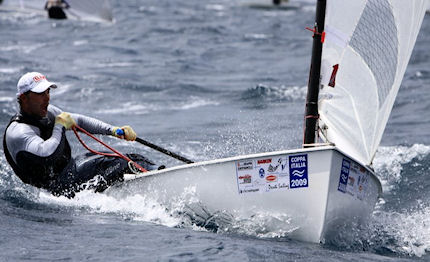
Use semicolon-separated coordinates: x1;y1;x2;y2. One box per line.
33;75;46;82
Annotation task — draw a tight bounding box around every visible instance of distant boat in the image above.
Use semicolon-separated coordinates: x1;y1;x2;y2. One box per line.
246;0;300;10
272;0;288;5
109;0;427;243
0;0;113;22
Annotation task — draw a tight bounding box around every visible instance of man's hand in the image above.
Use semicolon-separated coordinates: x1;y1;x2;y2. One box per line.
55;112;76;130
112;126;137;141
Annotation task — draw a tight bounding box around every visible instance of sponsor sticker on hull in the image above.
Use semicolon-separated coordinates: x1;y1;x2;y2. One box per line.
338;159;350;193
235;156;289;194
337;158;369;201
289;154;308;188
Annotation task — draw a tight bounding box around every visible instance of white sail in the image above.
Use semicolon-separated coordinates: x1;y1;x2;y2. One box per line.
65;0;113;22
318;0;427;165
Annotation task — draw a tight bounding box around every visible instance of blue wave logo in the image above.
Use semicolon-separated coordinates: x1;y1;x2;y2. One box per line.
292;169;305;177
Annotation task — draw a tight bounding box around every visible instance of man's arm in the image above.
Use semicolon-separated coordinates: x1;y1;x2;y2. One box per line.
49;105;114;135
49;105;136;140
5;122;64;163
72;113;114;135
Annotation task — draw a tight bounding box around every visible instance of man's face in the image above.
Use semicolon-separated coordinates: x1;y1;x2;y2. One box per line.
21;89;50;118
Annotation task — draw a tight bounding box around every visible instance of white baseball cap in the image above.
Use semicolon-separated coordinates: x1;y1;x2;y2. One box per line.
16;72;57;96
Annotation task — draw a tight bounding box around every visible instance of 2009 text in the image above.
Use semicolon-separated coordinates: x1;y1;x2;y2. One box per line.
291;178;307;187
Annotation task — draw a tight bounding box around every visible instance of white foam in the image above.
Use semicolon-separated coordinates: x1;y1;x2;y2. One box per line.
95;62;136;68
205;4;225;11
415;71;423;77
228;211;298;238
34;184;222;233
372;206;430;257
244;33;273;40
0;43;46;54
38;190;181;227
176;96;219;110
367;144;430;257
255;84;307;101
96;102;150;115
374;144;430;192
95;96;219;115
0;97;14;102
73;40;89;46
279;85;307;100
0;67;21;74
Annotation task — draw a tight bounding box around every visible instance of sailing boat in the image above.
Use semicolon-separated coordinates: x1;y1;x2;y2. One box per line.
110;0;427;243
0;0;113;22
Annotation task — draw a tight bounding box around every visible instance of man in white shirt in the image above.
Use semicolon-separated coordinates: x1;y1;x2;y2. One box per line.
3;72;155;197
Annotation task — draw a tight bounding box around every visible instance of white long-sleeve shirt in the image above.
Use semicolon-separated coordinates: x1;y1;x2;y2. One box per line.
5;104;115;164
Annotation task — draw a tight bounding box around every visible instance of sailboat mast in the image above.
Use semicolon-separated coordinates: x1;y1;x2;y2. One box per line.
303;0;326;146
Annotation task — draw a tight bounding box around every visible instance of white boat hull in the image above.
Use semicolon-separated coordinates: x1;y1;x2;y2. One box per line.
109;146;382;243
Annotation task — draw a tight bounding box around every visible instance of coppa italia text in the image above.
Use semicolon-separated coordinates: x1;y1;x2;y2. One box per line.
290;156;306;168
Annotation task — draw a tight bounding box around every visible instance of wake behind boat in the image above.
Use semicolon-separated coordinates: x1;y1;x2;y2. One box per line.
108;0;427;243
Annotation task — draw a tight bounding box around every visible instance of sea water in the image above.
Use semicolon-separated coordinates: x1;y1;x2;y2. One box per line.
1;0;430;261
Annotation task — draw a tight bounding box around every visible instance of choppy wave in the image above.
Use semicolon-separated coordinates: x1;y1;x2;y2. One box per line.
95;96;219;115
2;143;430;258
0;97;14;102
370;207;430;257
241;84;306;109
94;61;137;68
374;144;430;193
324;144;430;257
36;183;299;240
243;33;273;40
1;0;430;259
205;4;226;12
0;43;47;54
38;191;182;227
0;67;21;74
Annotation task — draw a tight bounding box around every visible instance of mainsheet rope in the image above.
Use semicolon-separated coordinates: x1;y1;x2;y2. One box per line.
72;125;147;173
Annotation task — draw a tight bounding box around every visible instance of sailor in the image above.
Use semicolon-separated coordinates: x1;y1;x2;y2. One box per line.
3;72;156;197
44;0;70;19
